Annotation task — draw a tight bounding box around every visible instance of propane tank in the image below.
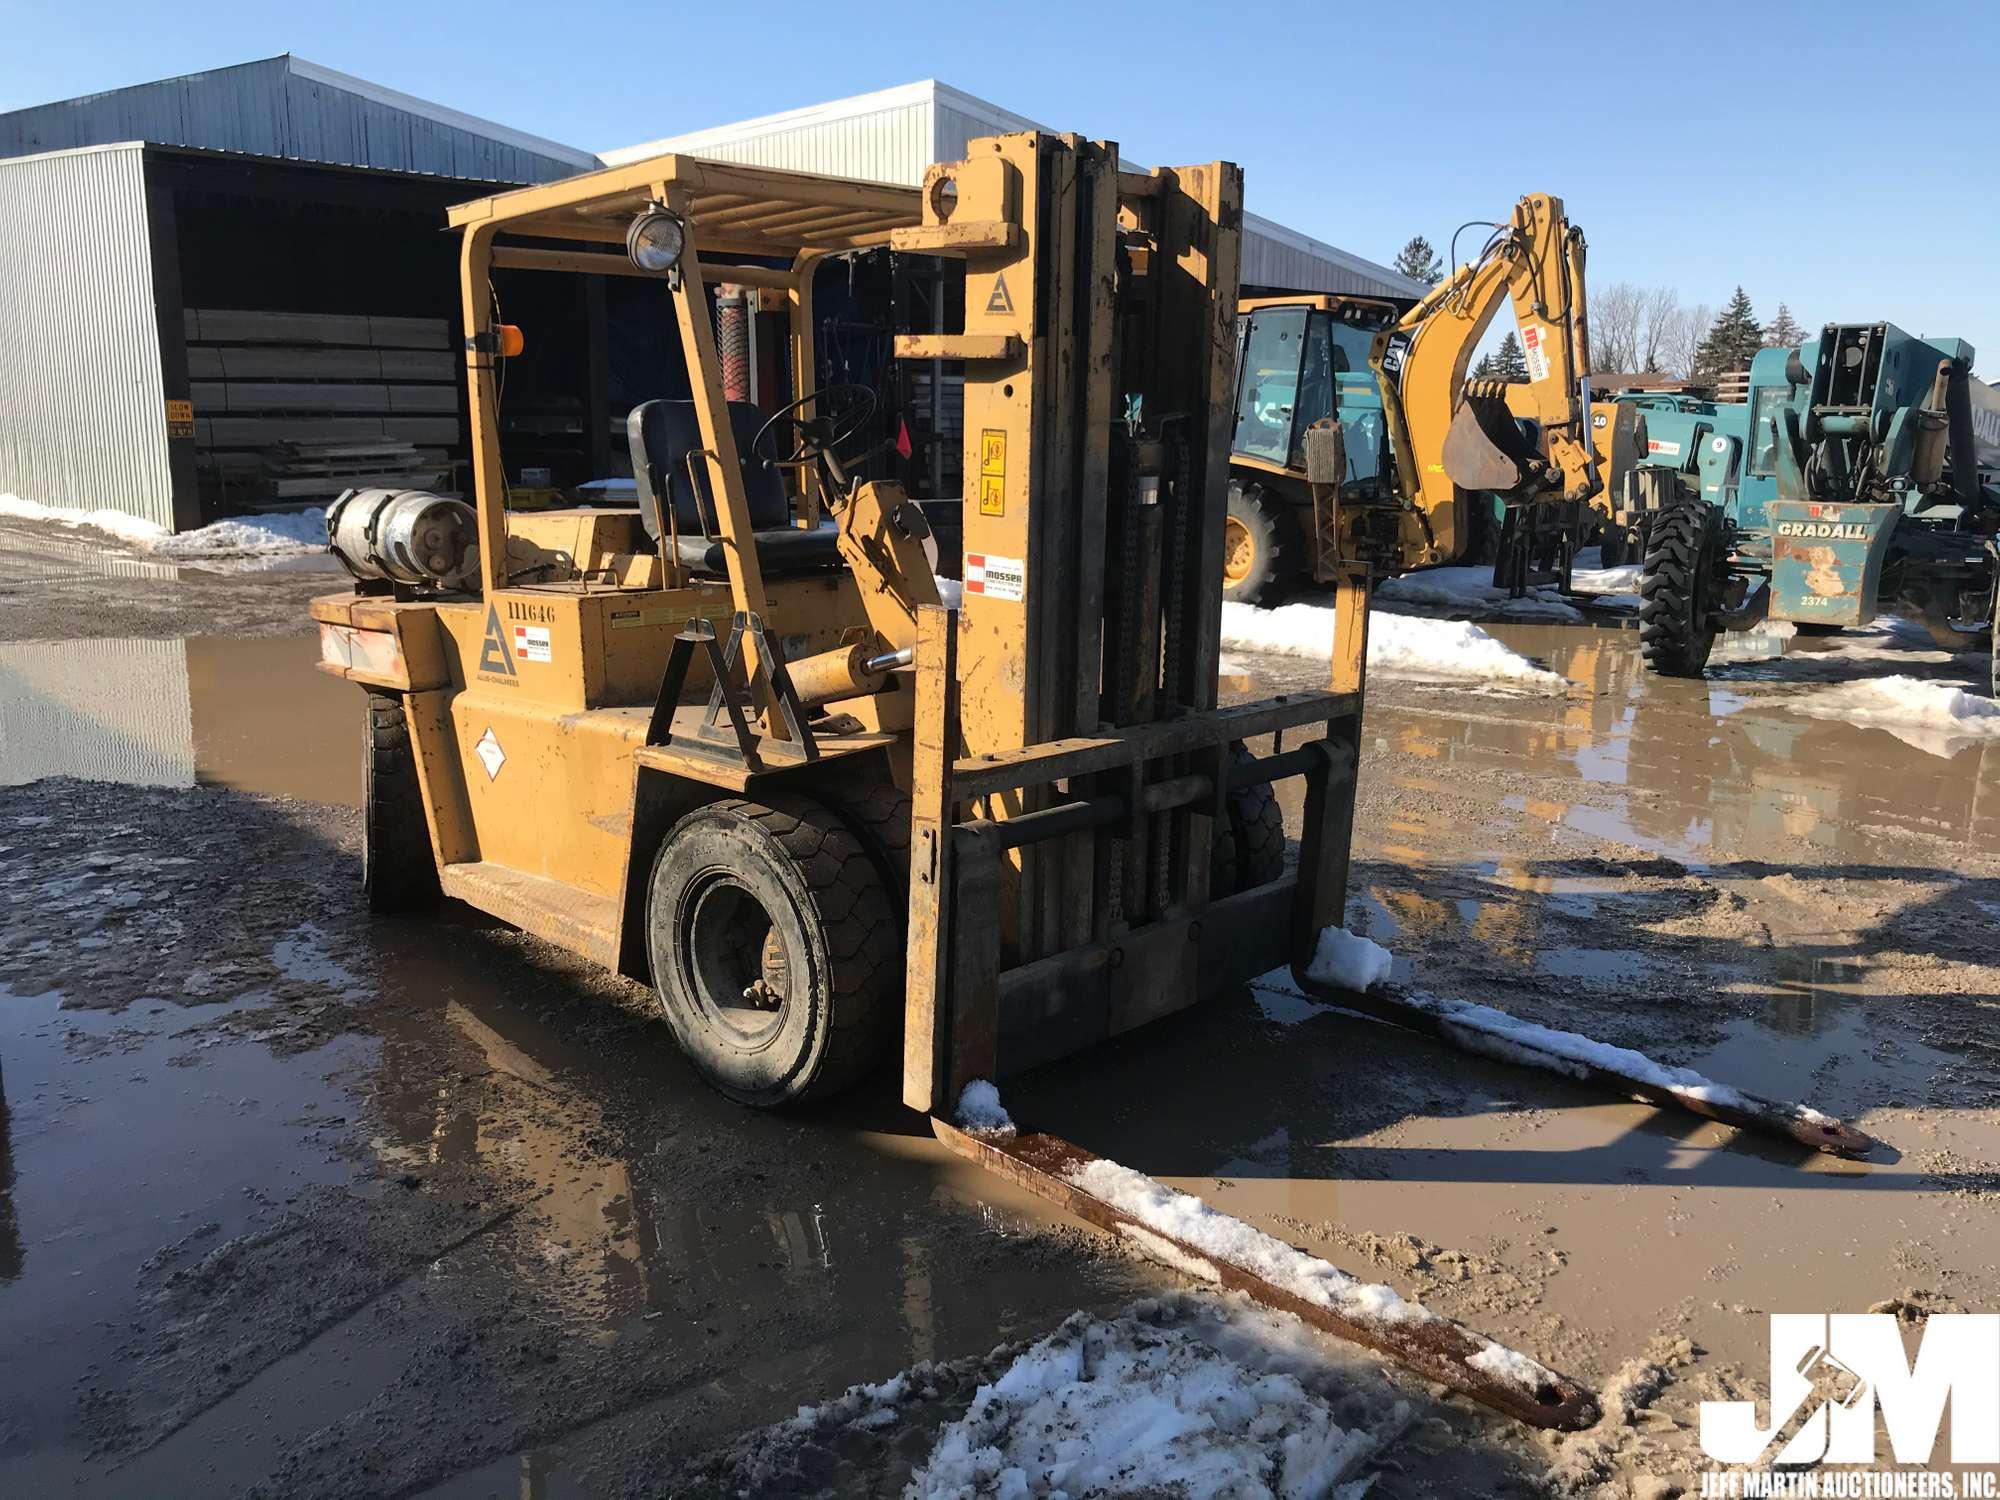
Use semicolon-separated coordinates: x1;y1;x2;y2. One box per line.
326;489;477;589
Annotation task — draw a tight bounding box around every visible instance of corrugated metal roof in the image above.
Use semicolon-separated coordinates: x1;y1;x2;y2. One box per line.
0;55;595;183
0;143;175;529
602;81;1424;299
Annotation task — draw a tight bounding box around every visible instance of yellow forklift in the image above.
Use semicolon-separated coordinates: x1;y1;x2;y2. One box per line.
310;134;1862;1431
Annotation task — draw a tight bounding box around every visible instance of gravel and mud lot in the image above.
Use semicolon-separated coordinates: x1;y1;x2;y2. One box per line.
4;520;2000;1497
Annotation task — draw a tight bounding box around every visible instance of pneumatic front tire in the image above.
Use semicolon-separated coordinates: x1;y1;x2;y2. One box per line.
1638;497;1726;677
647;795;899;1109
1223;482;1302;607
363;691;441;914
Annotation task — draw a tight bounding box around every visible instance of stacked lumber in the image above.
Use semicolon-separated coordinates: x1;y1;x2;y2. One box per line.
184;309;462;507
258;439;447;502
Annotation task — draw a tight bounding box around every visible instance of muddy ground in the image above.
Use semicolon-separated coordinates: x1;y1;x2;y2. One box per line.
4;526;2000;1497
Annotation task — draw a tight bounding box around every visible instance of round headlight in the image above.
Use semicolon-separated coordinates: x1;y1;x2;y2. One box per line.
627;209;686;274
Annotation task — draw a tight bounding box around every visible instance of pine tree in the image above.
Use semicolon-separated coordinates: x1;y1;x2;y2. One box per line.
1471;352;1497;380
1393;234;1443;286
1492;330;1528;382
1764;302;1805;349
1693;287;1762;384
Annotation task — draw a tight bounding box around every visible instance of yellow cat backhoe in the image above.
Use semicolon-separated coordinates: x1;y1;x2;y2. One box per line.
1223;194;1638;602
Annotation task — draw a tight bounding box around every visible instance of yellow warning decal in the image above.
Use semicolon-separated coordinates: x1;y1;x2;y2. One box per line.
985;274;1015;316
978;428;1006;516
165;399;194;439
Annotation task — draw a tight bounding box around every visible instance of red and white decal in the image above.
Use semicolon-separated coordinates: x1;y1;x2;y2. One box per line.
513;624;552;663
963;552;1026;602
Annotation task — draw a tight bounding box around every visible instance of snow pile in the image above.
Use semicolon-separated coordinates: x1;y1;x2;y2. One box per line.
1066;1157;1426;1326
1303;926;1393;993
0;492;166;546
954;1079;1016;1137
1376;566;1581;623
1782;675;2000;747
153;508;329;558
2;491;328;560
909;1306;1390;1499
1220;601;1564;693
1568;562;1643;597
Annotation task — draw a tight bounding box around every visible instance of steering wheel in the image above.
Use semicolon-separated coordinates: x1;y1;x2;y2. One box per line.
750;384;880;470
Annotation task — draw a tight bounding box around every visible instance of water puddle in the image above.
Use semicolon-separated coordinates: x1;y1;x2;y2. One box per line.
0;636;360;804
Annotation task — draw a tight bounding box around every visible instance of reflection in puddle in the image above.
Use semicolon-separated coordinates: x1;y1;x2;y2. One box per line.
0;636;359;804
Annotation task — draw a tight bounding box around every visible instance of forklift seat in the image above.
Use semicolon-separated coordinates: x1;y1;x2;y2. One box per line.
625;399;842;575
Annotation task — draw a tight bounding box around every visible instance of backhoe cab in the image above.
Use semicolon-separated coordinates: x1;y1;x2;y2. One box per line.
1221;193;1613;603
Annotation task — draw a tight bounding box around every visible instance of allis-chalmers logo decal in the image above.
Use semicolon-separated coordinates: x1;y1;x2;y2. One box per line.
1698;1313;2000;1494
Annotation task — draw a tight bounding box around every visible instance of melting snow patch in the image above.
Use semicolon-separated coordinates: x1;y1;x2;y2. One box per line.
1065;1157;1426;1326
1220;601;1564;693
1376;566;1582;622
1304;927;1393;993
153;508;329;558
909;1304;1397;1500
3;491;327;560
1781;675;2000;752
1;492;167;546
955;1079;1016;1137
1467;1341;1557;1396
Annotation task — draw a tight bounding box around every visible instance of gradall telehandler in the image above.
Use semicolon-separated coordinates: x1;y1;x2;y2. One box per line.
310;133;1860;1432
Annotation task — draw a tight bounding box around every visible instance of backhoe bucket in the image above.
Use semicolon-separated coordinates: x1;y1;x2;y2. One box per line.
1442;391;1539;493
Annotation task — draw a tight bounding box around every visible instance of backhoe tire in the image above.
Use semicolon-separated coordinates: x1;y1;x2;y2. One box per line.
647;795;899;1109
363;690;441;914
1223;482;1302;608
1209;744;1288;895
1638;497;1726;678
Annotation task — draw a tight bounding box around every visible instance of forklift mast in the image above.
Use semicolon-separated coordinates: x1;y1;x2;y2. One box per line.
891;135;1366;1111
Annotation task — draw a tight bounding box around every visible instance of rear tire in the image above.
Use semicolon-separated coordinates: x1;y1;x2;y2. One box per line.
647;795;898;1108
1223;481;1302;607
1209;745;1288;895
363;691;441;913
1638;497;1726;677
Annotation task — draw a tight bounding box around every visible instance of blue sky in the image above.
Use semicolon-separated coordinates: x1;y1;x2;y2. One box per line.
6;0;1997;364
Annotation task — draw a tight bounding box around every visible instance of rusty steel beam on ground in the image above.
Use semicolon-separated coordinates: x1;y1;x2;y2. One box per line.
1298;983;1875;1158
931;1118;1602;1433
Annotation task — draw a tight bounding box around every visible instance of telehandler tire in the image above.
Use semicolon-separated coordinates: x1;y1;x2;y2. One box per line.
1223;482;1302;607
647;795;899;1109
362;690;441;914
1638;496;1726;677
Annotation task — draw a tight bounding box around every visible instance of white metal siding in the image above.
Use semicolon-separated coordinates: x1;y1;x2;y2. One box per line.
655;100;935;186
0;144;174;527
0;57;589;183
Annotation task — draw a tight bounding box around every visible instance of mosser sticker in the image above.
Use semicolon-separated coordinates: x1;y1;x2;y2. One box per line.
1520;324;1551;384
513;624;552;663
1647;439;1682;456
963;552;1025;602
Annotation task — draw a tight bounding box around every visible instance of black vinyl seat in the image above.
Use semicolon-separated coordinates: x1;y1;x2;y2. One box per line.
625;399;843;575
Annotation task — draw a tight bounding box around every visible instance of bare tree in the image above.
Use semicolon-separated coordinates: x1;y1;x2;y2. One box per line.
1661;302;1715;381
1592;281;1642;373
1636;287;1681;373
1590;282;1689;377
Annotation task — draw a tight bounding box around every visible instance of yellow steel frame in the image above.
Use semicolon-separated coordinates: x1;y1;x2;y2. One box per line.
448;154;923;730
